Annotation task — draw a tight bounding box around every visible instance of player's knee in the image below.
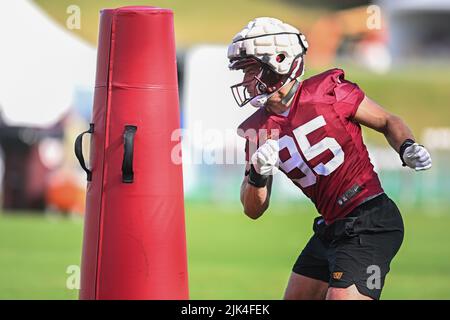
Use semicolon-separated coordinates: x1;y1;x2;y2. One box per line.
284;273;328;300
326;285;373;300
284;288;326;300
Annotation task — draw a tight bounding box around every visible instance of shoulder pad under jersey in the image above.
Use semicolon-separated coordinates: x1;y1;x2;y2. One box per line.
301;68;355;103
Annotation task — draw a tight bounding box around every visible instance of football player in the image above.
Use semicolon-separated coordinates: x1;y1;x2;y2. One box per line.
228;17;432;300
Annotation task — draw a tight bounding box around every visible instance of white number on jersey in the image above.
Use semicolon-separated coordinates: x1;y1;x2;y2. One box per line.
279;135;317;188
278;115;344;187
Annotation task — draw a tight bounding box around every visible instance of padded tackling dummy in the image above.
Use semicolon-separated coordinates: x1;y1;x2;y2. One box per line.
75;6;188;300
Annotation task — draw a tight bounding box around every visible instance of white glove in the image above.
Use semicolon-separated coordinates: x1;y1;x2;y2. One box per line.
251;139;279;176
402;143;432;171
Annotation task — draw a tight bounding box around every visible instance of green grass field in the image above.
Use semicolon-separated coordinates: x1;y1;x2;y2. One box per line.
1;201;449;300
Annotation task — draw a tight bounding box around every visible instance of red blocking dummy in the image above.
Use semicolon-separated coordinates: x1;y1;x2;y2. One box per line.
76;6;188;300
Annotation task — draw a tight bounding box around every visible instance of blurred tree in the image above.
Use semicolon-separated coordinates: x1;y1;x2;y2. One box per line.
282;0;371;10
33;0;325;47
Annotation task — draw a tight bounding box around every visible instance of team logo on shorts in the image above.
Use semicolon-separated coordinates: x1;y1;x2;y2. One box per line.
332;272;344;280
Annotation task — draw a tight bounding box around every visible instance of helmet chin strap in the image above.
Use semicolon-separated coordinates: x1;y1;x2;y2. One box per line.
281;80;300;105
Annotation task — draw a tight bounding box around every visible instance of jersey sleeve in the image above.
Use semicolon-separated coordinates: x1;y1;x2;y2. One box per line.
333;73;365;119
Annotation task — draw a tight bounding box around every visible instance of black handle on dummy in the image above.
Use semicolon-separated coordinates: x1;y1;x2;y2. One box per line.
75;124;94;181
122;125;138;183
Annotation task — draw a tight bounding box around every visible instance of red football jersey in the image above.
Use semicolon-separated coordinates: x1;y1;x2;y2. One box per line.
238;68;384;224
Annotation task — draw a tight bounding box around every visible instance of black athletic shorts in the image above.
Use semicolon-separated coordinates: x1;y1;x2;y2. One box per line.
292;193;404;300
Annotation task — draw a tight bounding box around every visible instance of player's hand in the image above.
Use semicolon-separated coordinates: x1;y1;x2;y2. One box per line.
402;143;432;171
251;139;279;176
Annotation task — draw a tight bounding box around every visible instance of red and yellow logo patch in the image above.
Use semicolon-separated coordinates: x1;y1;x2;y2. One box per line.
332;272;344;280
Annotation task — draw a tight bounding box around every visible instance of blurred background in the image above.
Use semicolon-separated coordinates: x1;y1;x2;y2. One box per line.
0;0;449;299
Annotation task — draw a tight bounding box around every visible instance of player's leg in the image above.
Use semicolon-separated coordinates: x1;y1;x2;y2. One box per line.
326;228;403;300
326;284;373;300
326;194;404;300
284;273;328;300
284;230;330;300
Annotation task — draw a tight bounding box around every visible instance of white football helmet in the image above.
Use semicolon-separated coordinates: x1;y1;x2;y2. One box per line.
228;17;309;108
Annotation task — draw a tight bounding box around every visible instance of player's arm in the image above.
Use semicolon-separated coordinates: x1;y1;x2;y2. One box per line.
354;96;414;151
240;174;273;220
240;139;279;219
354;96;432;170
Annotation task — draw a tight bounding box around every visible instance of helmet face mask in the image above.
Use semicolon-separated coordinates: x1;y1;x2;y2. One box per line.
230;71;268;108
230;59;269;107
230;80;254;108
229;55;303;108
